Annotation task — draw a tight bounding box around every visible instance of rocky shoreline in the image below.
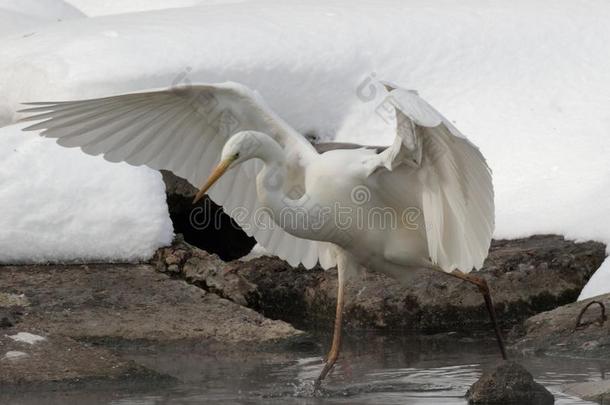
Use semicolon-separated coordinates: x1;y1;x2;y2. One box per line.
154;234;605;333
0;262;301;392
1;233;608;401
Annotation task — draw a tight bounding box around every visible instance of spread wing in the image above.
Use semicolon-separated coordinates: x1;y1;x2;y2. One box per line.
374;84;494;272
19;82;336;269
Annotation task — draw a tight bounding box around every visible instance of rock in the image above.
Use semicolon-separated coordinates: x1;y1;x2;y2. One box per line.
0;308;20;328
151;235;604;334
235;235;605;332
466;361;554;404
513;293;610;358
0;293;29;307
0;333;165;392
563;379;610;402
154;236;257;306
0;293;28;329
0;263;301;344
161;170;255;260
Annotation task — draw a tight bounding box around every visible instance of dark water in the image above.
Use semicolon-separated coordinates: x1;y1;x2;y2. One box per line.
3;333;606;404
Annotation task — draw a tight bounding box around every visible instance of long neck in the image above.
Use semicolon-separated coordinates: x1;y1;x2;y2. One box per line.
254;135;310;237
255;135;289;209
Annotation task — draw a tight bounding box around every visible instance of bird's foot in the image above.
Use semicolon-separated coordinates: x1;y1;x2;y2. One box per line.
314;353;339;390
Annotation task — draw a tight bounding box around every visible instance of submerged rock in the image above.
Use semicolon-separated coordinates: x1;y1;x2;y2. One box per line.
513;293;610;358
466;361;554;404
0;334;165;392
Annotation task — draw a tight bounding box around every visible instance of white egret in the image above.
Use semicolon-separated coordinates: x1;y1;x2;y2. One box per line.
20;81;502;386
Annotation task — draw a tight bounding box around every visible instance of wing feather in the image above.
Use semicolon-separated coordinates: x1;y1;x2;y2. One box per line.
20;82;333;269
376;86;494;272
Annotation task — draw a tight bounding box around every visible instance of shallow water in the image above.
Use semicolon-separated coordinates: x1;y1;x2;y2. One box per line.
3;333;606;404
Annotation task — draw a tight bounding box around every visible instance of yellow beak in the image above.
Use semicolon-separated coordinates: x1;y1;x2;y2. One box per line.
192;157;234;204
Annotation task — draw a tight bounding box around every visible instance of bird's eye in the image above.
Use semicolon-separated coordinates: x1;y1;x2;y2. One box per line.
234;152;240;159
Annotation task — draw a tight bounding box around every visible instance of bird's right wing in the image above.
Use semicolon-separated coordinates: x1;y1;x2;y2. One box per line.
372;85;494;273
19;82;336;269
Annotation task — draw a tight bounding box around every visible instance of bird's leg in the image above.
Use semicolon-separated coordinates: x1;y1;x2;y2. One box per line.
445;270;508;360
315;261;346;389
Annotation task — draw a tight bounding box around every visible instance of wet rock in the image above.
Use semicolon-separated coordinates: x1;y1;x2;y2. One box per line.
563;379;610;403
161;170;255;260
154;236;257;306
466;361;554;404
236;235;605;332
513;293;610;358
0;263;301;344
0;333;164;392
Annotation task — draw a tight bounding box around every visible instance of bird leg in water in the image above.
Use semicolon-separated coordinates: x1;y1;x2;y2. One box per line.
315;263;346;389
445;270;508;360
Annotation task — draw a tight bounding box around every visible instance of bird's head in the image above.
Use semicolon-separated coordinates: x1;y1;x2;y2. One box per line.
193;131;265;203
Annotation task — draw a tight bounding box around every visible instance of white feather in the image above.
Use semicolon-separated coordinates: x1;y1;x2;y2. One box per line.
377;87;494;272
20;82;333;269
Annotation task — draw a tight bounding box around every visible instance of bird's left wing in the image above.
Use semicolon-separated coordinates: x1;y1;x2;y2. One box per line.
371;85;494;272
19;82;336;269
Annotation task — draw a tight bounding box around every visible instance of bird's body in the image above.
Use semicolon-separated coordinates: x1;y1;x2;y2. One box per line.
272;145;431;277
19;80;502;385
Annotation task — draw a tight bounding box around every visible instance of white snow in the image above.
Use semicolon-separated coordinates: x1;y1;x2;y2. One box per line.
2;350;29;360
64;0;241;17
0;0;608;294
7;332;47;345
0;124;173;263
578;260;610;300
0;0;85;37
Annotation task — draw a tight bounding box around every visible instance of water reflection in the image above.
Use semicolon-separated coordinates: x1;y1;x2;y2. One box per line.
1;333;606;405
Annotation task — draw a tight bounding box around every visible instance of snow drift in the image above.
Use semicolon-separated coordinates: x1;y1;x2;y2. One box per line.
0;123;173;263
64;0;218;17
0;0;84;37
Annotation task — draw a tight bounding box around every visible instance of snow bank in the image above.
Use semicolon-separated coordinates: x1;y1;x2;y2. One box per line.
0;124;173;263
578;260;610;300
0;0;608;293
64;0;234;17
0;0;84;37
